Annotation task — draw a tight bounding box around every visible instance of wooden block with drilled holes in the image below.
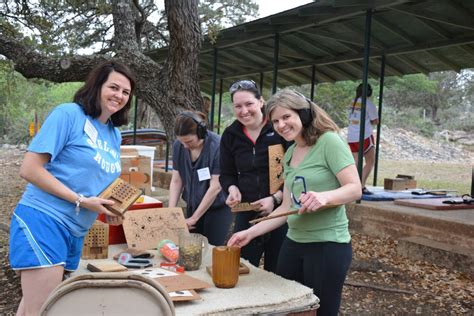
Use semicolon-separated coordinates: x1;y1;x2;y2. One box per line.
98;178;142;217
269;144;285;194
231;202;260;212
81;221;109;259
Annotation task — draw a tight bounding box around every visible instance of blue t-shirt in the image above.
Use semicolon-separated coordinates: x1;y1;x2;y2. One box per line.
19;103;122;237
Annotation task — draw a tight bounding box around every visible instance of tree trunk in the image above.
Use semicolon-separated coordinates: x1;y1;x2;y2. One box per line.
153;0;203;140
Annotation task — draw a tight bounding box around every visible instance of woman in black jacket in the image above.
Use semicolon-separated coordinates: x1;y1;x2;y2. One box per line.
219;80;289;272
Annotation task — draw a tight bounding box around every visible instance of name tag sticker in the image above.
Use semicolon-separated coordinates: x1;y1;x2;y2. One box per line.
197;167;211;181
84;119;98;144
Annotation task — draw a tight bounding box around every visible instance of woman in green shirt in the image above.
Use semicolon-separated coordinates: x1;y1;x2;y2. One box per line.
228;88;361;316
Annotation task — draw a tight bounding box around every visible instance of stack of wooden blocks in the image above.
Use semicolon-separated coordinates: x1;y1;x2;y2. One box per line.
81;220;109;259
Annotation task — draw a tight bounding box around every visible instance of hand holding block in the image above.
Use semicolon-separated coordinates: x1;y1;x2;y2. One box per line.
98;178;142;217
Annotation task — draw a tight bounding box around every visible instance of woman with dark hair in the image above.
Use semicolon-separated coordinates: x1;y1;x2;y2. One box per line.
219;80;289;272
9;60;135;315
228;88;361;316
168;111;232;246
347;83;379;194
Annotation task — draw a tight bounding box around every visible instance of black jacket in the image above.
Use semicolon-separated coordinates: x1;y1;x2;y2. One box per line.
219;120;291;202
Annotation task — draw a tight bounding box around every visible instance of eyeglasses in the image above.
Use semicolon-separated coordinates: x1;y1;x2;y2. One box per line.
229;80;257;94
290;176;307;208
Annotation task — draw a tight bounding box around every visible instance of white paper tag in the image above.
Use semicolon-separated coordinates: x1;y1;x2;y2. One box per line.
197;167;211;181
84;119;98;144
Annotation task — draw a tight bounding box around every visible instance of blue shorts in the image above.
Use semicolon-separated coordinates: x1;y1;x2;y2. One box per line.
9;204;84;272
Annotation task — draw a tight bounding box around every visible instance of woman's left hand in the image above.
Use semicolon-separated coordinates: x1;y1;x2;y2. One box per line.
298;191;329;214
252;196;273;216
186;217;198;230
105;215;123;226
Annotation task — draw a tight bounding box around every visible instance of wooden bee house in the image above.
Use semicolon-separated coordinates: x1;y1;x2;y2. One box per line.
81;220;109;259
98;178;142;217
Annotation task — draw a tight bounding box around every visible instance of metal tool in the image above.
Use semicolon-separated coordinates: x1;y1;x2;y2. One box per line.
411;189;456;196
118;252;153;269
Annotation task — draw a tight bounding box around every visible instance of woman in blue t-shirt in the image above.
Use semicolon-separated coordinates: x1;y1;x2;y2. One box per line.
9;61;135;316
228;89;362;316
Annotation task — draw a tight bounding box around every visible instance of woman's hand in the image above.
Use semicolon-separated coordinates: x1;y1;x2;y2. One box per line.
79;197;119;217
105;214;123;226
185;216;198;231
226;185;242;208
227;230;253;248
252;196;273;216
298;191;329;214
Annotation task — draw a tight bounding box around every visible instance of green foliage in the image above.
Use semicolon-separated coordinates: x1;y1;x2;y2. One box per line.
1;0;259;55
311;81;358;127
289;80;380;128
381;107;435;137
0;62;81;143
385;74;438;95
199;0;259;43
275;71;473;135
1;0;114;55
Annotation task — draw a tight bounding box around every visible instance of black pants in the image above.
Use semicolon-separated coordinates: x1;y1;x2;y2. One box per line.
234;212;288;273
276;238;352;316
190;205;232;246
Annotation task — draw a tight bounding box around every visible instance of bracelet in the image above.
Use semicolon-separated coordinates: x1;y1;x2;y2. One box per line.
75;194;85;216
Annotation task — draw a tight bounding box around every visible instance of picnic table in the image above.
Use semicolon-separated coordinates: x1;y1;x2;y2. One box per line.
72;244;319;315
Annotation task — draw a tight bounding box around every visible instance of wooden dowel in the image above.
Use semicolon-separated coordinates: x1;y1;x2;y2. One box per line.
249;204;340;224
249;210;298;224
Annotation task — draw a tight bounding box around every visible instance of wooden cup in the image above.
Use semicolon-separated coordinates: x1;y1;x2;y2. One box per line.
212;246;240;288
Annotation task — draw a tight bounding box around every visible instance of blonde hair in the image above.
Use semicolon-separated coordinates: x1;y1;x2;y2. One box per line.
266;88;339;146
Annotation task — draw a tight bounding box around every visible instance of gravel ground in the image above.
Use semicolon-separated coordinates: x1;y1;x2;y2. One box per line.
1;142;473;315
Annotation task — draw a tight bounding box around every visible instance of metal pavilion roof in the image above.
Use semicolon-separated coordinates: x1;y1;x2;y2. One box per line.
147;0;474;93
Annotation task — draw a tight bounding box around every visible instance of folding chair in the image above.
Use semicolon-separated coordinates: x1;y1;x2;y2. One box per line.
40;272;175;316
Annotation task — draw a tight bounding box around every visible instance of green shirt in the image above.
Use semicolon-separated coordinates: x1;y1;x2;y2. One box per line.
283;132;354;243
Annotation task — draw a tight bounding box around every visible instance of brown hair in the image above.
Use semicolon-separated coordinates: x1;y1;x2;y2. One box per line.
351;83;373;113
266;88;339;146
74;61;136;126
174;111;208;136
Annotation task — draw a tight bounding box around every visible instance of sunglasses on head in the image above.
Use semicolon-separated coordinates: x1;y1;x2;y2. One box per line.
229;80;257;94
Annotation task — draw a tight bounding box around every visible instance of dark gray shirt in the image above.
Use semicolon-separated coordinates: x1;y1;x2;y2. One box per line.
172;131;227;217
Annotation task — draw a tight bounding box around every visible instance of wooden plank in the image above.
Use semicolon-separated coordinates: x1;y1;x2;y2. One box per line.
86;261;127;272
231;202;259;212
394;198;474;210
206;262;250;275
169;289;201;302
122;207;187;250
268;144;285;194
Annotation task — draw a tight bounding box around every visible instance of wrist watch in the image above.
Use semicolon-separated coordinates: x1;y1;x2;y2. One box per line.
271;194;281;206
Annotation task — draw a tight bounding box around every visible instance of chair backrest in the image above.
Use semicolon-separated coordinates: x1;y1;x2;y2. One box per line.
40;272;175;316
